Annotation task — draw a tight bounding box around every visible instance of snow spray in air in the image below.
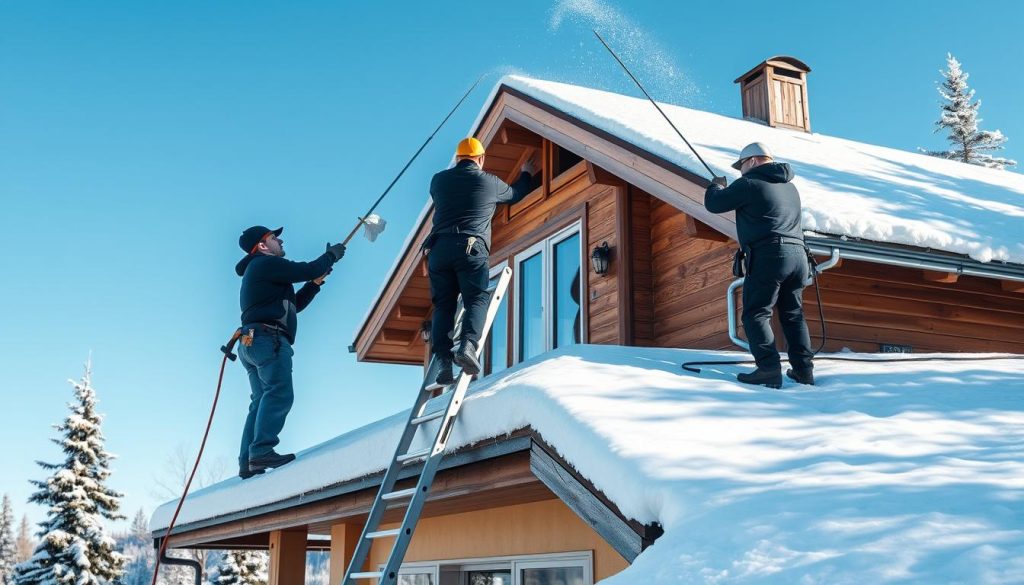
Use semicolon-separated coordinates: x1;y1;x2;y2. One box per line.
548;0;704;108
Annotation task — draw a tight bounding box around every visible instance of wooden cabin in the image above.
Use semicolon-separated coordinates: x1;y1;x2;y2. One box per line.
153;58;1024;585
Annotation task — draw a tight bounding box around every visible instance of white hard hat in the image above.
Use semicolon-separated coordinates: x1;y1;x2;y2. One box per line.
732;142;774;170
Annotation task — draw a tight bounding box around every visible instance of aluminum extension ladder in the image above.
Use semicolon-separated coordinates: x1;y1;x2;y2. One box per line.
341;266;512;584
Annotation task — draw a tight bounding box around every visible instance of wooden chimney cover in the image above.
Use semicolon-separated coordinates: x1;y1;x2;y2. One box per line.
734;56;811;132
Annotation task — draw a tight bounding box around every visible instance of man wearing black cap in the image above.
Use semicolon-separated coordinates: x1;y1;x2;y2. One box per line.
704;142;814;389
234;226;347;478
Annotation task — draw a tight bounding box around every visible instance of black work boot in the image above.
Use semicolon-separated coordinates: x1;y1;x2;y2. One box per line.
786;368;815;386
435;357;455;386
249;451;296;472
239;463;265;480
736;368;783;389
453;340;481;376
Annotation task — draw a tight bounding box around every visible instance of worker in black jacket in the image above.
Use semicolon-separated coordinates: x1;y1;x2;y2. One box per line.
704;142;814;388
234;226;347;478
426;137;536;385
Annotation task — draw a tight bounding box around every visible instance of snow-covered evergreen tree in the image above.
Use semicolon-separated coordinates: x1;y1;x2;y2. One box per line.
0;495;16;585
923;53;1016;169
15;518;32;564
13;362;126;585
208;552;266;585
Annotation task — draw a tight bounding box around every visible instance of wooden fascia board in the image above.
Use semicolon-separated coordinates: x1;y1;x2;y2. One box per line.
154;434;535;545
487;87;737;242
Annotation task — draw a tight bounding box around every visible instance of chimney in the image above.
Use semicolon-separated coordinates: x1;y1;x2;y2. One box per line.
734;56;812;132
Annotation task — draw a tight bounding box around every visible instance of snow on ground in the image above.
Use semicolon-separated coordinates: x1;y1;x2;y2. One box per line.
499;76;1024;265
153;345;1024;584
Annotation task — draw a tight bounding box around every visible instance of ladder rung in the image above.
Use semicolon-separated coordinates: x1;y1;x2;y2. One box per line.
423;381;446;392
396;448;430;464
381;487;417;501
486;283;498;293
350;571;383;580
365;528;401;540
411;409;445;425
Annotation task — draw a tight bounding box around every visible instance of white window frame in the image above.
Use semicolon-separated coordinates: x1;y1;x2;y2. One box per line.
512;221;584;364
484;260;511;376
394;551;593;585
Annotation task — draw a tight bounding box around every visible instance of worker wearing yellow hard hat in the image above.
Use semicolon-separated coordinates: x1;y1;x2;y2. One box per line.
424;138;537;385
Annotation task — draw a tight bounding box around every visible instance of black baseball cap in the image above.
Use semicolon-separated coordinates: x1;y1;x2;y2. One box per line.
239;225;283;254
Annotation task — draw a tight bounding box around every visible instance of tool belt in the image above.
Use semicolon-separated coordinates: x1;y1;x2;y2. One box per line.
734;235;809;278
422;226;486;256
240;322;288;347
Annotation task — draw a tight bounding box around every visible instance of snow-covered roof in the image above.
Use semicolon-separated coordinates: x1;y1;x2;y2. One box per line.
500;75;1024;265
153;345;1024;583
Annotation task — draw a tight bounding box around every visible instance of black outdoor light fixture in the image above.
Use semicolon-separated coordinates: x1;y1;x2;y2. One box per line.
591;242;611;275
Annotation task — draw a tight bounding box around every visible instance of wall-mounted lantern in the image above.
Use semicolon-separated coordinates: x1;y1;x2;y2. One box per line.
591;242;611;275
421;320;432;343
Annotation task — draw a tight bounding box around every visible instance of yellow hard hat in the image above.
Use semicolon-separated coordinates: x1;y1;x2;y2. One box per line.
456;137;485;157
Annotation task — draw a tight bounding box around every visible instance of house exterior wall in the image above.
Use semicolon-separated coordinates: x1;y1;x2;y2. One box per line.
366;498;629;582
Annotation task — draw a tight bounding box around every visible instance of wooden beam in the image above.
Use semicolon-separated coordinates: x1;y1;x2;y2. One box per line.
268;528;307;585
923;270;959;283
684;215;731;242
586;161;623;186
380;328;417;345
329;522;364;585
500;126;543;148
1001;280;1024;293
397;304;430;320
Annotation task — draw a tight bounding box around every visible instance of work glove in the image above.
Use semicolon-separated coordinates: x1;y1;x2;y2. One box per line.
711;176;728;188
326;242;346;262
521;157;538;176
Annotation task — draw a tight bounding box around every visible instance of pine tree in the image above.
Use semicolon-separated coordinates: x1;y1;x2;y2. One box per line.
923;53;1016;170
208;552;267;585
13;361;126;585
0;495;16;585
15;517;32;564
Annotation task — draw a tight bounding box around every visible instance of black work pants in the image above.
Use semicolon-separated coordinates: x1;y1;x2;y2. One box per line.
428;235;490;359
741;243;814;372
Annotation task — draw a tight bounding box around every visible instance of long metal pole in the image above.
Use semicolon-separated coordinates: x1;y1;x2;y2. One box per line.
592;30;719;180
341;75;484;245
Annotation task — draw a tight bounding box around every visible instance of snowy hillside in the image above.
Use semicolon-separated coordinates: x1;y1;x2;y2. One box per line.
153;345;1023;583
498;76;1024;265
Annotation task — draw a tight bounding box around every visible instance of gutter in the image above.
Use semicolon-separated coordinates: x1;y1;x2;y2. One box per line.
727;237;1024;350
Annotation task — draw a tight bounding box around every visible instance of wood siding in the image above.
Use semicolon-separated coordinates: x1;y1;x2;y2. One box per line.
649;198;736;349
645;198;1024;354
367;498;629;582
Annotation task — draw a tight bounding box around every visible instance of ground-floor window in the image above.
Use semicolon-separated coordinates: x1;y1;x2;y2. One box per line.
390;551;592;585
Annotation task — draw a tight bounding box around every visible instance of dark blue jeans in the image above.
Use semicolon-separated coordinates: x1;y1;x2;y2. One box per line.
238;329;295;467
741;243;814;372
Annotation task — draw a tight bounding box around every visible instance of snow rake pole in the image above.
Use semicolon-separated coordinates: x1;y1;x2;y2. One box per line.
339;74;484;246
592;30;720;181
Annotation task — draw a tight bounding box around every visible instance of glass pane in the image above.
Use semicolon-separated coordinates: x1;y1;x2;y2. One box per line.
398;573;433;585
486;273;509;376
520;566;584;585
467;570;512;585
518;252;544;361
553;233;582;349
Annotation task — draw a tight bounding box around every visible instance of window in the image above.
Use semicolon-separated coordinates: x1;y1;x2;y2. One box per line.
552;144;583;178
396;552;592;585
484;263;510;376
514;223;583;363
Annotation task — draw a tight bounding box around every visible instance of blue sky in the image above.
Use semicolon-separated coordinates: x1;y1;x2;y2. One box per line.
2;0;1021;531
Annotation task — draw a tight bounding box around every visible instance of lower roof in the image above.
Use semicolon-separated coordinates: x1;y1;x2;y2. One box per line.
153;345;1024;583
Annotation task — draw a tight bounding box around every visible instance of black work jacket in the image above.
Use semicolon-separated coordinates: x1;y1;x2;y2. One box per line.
235;252;333;343
428;159;533;251
704;162;805;248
